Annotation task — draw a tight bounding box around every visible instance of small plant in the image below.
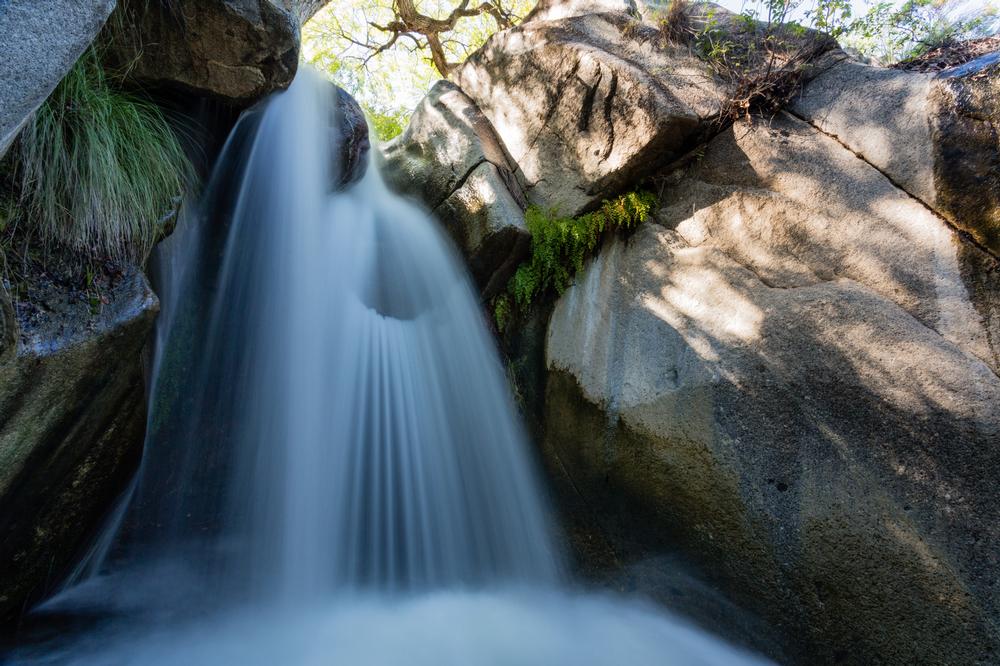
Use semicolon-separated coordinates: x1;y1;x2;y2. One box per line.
687;5;834;126
656;0;693;46
492;190;657;330
11;45;193;262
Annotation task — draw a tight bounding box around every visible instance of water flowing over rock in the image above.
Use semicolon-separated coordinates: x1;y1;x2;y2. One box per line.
3;0;999;662
541;113;1000;664
0;0;116;159
792;49;1000;256
4;70;771;666
381;81;529;296
0;269;157;623
106;0;302;103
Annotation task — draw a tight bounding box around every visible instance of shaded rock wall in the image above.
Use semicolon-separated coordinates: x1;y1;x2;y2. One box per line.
106;0;303;103
0;270;157;623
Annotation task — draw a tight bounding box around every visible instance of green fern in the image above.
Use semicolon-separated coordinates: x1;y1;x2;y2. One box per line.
493;190;656;330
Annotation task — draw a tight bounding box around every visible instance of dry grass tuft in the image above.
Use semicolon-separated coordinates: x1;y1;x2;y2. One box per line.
657;0;694;46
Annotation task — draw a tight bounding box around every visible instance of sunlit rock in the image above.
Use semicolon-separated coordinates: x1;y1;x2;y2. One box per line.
542;113;1000;665
456;12;726;216
433;161;530;297
381;81;529;296
792;49;1000;256
0;268;157;623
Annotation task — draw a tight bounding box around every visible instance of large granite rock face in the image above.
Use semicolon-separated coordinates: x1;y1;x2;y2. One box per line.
541;112;1000;664
0;269;157;623
0;0;116;159
456;12;728;216
792;50;1000;256
381;81;530;297
388;4;832;298
109;0;301;103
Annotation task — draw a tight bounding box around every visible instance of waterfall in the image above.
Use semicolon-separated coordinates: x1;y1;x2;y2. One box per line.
6;70;770;666
197;69;562;597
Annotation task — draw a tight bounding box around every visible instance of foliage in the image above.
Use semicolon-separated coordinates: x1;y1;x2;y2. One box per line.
715;0;999;65
7;46;192;263
656;0;694;45
367;108;408;141
838;0;999;63
493;191;657;330
666;0;997;124
302;0;531;139
892;34;1000;71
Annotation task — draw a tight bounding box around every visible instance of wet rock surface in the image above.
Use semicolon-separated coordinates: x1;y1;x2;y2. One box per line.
0;267;157;624
330;86;370;191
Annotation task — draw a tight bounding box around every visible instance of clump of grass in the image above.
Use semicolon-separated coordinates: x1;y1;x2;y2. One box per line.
12;46;193;262
492;190;657;331
656;0;694;46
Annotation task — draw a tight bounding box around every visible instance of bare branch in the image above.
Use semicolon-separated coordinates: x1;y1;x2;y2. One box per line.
324;0;518;77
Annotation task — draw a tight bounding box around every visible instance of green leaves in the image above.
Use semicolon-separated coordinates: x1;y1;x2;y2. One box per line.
301;0;533;142
843;0;999;63
493;190;657;330
730;0;1000;64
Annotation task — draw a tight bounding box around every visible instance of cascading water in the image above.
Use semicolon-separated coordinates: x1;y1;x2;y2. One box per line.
6;71;770;665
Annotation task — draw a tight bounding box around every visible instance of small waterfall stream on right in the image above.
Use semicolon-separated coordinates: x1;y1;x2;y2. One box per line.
7;71;770;666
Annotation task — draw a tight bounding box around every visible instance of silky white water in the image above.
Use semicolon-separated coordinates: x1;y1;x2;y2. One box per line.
7;70;770;665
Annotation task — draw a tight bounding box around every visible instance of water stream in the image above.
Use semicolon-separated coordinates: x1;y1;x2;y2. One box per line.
6;71;770;665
